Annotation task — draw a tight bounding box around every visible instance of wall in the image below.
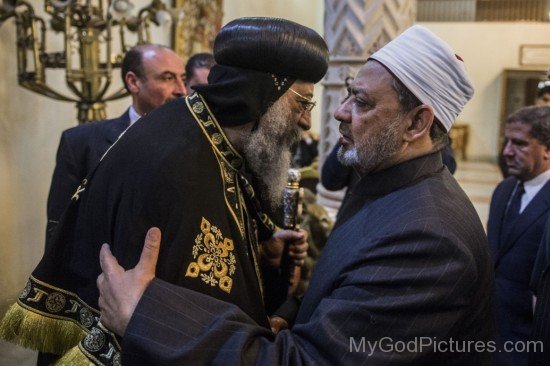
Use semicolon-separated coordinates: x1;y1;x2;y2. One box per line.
0;2;168;364
419;22;550;161
223;0;325;134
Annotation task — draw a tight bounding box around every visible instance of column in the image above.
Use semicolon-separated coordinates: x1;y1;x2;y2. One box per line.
318;0;416;216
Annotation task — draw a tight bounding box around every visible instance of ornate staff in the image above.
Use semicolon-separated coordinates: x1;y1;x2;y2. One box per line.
282;168;303;286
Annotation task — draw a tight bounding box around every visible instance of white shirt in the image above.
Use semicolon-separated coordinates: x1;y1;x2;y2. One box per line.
112;106;141;144
128;105;141;125
520;169;550;213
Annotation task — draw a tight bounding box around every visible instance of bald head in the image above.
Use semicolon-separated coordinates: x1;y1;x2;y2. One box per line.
122;44;185;116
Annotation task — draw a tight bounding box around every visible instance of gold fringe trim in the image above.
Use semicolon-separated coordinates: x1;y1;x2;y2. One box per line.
0;302;86;355
55;345;95;366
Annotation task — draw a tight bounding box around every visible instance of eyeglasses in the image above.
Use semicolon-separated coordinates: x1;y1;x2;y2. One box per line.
289;88;316;112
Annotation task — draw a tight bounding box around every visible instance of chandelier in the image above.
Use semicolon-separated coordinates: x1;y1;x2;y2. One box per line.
0;0;183;123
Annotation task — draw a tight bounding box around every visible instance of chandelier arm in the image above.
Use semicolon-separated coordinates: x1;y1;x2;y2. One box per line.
95;77;112;100
0;9;15;23
65;79;86;100
103;86;129;101
19;82;78;102
3;0;224;123
118;19;127;52
15;1;34;14
30;16;44;84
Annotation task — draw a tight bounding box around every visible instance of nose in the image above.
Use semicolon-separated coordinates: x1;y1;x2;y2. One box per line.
502;140;514;157
173;78;186;97
298;111;311;131
334;99;350;124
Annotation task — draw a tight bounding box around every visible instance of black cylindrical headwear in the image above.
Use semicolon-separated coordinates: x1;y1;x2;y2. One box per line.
192;17;329;126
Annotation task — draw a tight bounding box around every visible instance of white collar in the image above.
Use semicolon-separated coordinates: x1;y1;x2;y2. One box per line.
520;169;550;212
129;106;142;125
523;169;550;190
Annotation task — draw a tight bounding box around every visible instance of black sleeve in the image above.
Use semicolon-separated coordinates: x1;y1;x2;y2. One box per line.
45;131;84;247
531;216;550;294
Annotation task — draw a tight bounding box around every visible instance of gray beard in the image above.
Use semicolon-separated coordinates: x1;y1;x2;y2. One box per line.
338;118;402;175
243;97;301;210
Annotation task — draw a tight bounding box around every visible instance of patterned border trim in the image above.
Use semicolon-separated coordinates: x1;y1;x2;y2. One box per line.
17;276;99;327
186;93;243;170
13;276;120;365
185;94;277;237
186;93;246;238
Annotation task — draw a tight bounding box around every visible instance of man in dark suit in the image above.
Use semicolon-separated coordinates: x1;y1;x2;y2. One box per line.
96;25;494;365
46;44;185;238
488;106;550;366
530;215;550;366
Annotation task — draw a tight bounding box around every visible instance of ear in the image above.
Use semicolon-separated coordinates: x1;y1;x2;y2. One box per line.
543;143;550;160
125;71;140;94
403;105;435;143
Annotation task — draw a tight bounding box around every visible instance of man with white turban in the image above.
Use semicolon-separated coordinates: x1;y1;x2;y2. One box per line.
96;25;494;365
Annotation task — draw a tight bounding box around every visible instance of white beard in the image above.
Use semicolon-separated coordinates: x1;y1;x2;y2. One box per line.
243;96;301;210
338;118;403;175
338;145;360;167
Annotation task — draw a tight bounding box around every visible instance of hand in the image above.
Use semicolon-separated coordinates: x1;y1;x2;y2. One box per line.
260;229;308;268
97;227;162;336
269;316;289;334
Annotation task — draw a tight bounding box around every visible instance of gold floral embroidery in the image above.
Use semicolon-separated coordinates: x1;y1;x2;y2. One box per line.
185;217;236;293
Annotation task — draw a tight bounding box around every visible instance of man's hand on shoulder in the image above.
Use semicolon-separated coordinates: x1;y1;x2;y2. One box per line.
97;227;161;336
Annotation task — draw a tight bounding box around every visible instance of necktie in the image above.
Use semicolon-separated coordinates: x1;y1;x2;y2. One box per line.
501;181;525;241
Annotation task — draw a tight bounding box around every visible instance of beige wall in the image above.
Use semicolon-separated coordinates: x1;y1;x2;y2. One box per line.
419;22;550;161
223;0;325;134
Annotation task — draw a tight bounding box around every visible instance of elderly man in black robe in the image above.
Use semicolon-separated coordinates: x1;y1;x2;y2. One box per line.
0;17;329;365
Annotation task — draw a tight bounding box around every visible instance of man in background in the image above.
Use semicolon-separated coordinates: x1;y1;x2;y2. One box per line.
38;43;184;366
46;44;185;240
184;52;215;92
530;214;550;366
499;85;550;177
536;85;550;107
488;105;550;366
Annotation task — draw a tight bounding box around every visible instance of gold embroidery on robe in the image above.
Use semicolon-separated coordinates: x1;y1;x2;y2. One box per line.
185;217;236;293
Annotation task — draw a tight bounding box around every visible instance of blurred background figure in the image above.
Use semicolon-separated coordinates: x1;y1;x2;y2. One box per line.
184;52;215;93
499;84;550;178
291;130;319;169
535;85;550;107
488;106;550;366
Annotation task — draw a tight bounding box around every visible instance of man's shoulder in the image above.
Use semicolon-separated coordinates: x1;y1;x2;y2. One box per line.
98;100;199;163
497;176;517;187
62;113;128;139
374;172;480;229
145;97;189;122
492;176;517;196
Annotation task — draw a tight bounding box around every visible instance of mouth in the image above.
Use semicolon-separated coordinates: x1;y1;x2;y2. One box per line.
339;126;353;144
505;160;518;171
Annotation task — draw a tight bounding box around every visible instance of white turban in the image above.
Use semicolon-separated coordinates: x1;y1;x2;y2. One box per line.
369;25;474;132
